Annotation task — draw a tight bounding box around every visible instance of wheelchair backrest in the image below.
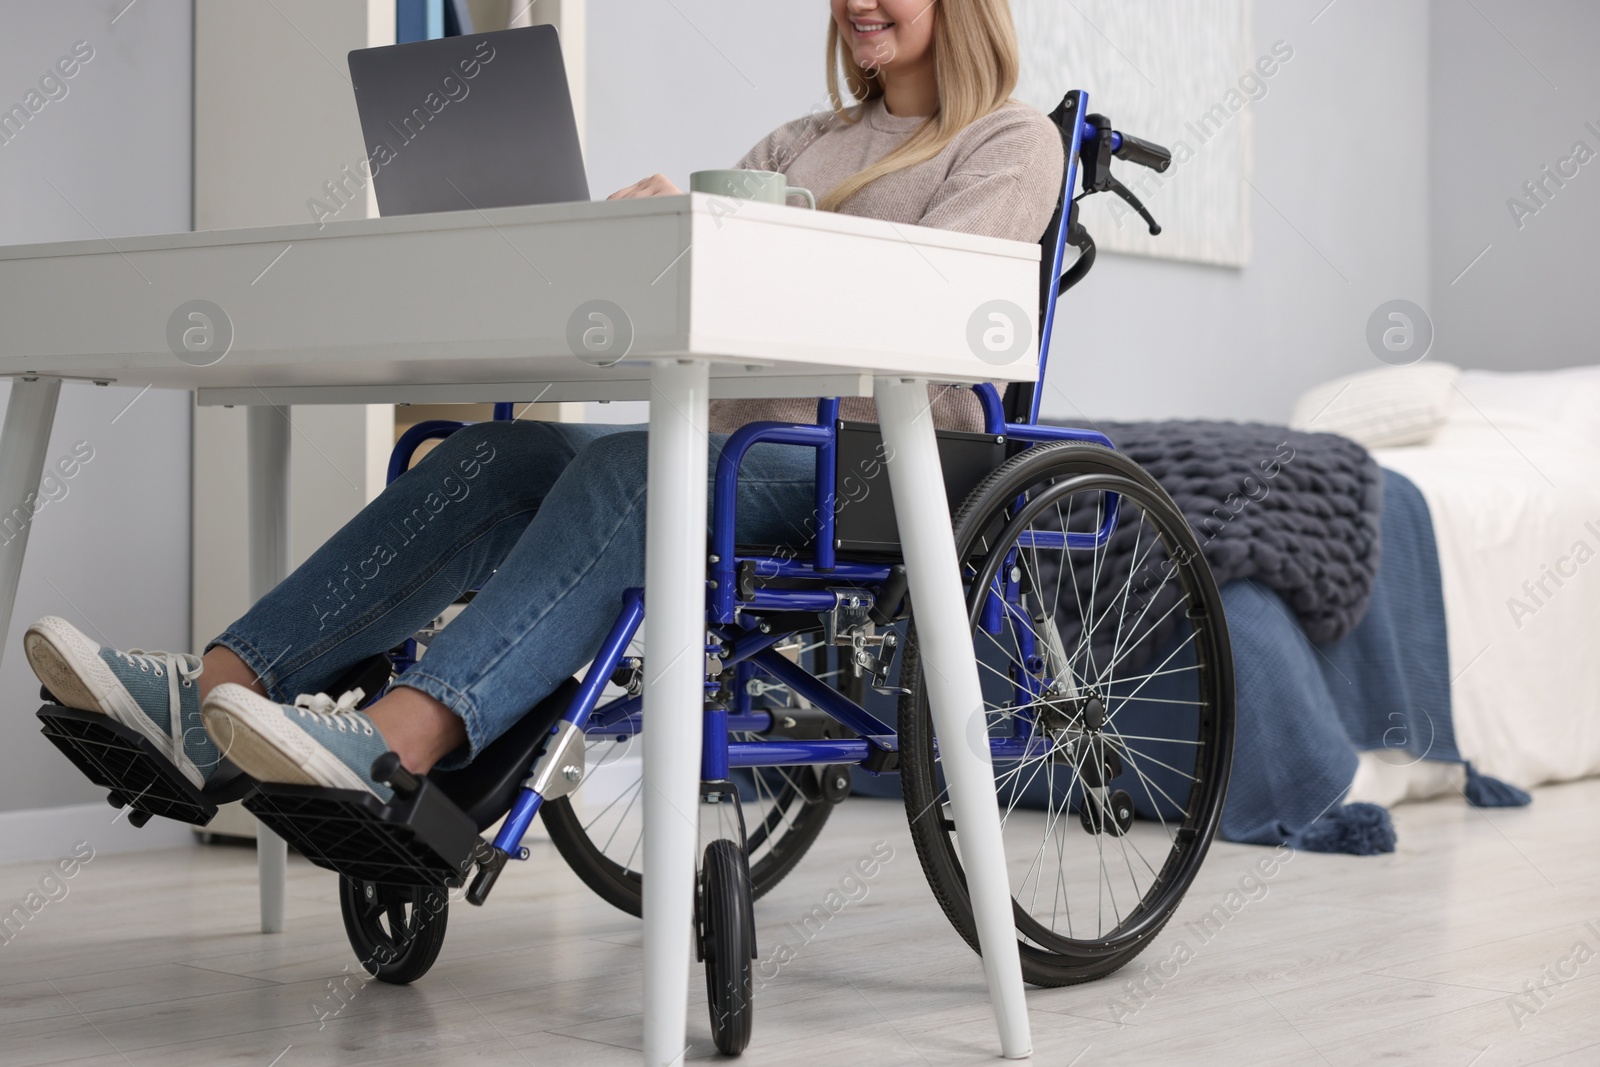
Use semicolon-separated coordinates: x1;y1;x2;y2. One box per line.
1003;90;1091;428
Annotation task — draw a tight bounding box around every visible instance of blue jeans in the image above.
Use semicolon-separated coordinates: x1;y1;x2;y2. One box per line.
210;420;816;767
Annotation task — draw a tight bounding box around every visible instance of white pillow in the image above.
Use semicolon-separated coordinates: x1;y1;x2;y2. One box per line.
1289;362;1461;448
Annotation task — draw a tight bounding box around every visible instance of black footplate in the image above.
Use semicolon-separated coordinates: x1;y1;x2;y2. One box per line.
36;702;255;827
244;756;489;890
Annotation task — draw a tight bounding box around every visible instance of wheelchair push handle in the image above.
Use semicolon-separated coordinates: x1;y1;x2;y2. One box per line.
1080;120;1172;173
1105;128;1173;173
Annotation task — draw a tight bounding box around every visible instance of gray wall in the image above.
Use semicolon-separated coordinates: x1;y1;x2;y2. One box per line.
586;2;827;200
0;0;193;813
586;1;1434;425
1045;1;1433;423
1430;0;1599;372
1055;0;1599;404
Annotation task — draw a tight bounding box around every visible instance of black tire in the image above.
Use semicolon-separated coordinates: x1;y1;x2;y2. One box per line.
699;838;755;1056
543;768;832;919
542;656;836;917
899;442;1234;987
338;878;450;985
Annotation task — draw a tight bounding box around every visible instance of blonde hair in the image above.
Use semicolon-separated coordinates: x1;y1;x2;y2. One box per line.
820;0;1021;212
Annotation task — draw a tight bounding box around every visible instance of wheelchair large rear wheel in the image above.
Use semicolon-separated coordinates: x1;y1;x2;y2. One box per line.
899;442;1234;987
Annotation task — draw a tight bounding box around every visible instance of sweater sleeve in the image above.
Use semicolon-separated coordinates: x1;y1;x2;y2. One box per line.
917;106;1065;244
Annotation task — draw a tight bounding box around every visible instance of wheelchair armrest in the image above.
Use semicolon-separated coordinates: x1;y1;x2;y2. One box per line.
710;419;835;625
388;420;470;486
972;382;1010;435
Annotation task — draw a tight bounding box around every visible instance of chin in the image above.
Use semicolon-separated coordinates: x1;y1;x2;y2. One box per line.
853;46;896;74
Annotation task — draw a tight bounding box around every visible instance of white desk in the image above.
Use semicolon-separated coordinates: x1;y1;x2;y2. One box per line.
0;194;1037;1063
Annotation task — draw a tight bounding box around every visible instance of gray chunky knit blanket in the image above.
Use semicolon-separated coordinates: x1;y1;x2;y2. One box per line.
1036;420;1383;671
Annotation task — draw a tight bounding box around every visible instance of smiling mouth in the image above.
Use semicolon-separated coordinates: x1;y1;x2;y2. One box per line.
851;20;895;36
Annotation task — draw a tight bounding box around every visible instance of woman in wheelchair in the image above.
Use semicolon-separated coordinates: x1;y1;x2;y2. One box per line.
27;3;1237;1045
25;0;1065;803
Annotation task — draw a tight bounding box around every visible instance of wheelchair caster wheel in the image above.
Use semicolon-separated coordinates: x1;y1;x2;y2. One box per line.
698;839;755;1055
338;878;450;985
819;764;853;805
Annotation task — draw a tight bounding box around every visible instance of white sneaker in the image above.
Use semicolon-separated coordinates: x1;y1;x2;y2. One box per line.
24;616;214;788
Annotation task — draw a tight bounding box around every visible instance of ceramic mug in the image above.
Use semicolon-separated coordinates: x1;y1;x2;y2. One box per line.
690;169;816;209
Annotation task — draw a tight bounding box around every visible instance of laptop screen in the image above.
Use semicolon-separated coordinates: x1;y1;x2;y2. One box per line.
348;25;590;217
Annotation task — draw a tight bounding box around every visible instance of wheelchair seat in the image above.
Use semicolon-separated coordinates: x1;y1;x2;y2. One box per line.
831;420;1007;555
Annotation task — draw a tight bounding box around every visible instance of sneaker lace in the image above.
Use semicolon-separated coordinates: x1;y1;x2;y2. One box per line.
117;648;204;685
115;649;204;757
292;689;374;735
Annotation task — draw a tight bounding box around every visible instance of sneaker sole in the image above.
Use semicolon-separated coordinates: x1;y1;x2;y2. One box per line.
24;617;204;791
202;686;382;800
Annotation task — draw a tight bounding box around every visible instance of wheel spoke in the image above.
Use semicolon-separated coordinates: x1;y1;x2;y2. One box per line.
1106;733;1189;835
1093;578;1190;690
1104;628;1202;724
599;778;645;857
1105;727;1200;782
552;645;839;918
581;765;642;835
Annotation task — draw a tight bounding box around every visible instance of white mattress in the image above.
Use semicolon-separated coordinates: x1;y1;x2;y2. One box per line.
1360;365;1600;799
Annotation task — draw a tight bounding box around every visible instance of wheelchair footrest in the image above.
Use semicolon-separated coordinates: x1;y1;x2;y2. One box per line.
36;703;232;827
244;776;486;889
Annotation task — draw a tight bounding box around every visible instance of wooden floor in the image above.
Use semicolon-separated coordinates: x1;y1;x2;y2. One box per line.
3;780;1599;1066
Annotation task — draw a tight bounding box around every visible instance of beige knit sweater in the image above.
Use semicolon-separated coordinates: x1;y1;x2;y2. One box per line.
707;96;1066;436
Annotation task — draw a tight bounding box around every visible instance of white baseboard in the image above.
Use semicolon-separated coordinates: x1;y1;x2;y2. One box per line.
0;802;195;866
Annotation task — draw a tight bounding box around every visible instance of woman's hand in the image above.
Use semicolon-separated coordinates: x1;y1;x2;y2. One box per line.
607;174;683;200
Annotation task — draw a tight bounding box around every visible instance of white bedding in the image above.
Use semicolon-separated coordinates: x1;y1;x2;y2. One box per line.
1363;365;1600;796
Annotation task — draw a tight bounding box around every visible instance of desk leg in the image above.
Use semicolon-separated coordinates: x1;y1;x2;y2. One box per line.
874;377;1032;1059
0;378;63;672
247;405;291;935
641;359;710;1067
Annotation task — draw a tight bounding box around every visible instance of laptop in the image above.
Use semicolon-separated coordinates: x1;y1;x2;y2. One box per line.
347;25;590;217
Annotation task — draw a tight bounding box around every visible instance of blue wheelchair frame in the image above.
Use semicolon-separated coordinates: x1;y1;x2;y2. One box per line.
385;91;1152;872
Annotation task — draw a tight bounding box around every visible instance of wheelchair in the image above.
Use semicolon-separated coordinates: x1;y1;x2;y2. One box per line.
37;90;1233;1056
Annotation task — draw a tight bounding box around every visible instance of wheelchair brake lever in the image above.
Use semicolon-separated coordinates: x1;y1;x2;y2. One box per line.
856;631;907;695
824;588;906;693
1104;175;1162;236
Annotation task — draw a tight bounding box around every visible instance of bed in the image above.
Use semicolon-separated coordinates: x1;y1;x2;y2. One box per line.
1364;364;1600;802
849;365;1600;854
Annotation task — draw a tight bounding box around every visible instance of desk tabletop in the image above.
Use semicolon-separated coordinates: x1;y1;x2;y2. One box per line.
0;195;1041;405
